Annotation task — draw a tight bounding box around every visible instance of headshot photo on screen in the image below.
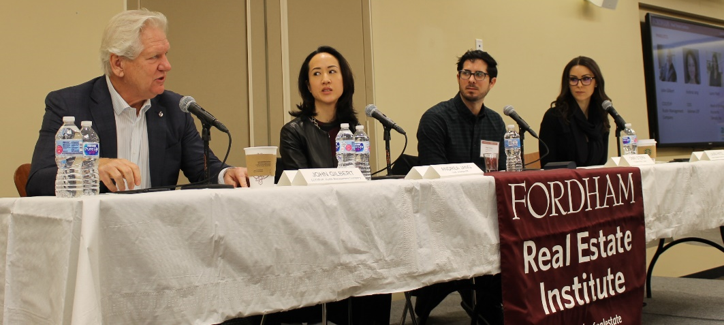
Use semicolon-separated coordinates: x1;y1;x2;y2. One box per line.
684;48;701;85
659;47;677;82
708;52;723;87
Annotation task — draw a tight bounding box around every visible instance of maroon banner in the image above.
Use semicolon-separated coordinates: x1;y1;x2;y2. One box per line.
493;167;645;325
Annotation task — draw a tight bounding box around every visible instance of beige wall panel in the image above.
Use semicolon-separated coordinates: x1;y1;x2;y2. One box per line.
140;0;250;171
369;0;724;166
285;1;374;152
1;0;124;197
261;0;285;149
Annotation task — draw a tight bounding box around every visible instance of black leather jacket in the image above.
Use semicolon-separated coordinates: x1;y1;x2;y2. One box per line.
280;116;351;170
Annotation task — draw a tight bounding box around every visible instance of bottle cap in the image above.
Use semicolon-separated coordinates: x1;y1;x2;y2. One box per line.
340;123;349;129
356;125;364;130
625;123;632;128
507;124;515;130
81;121;93;127
62;116;75;122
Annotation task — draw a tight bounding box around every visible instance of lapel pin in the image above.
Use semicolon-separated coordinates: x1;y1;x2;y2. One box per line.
158;111;164;118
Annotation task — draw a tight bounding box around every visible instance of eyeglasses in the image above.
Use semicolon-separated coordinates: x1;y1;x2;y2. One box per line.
459;70;489;81
569;76;595;86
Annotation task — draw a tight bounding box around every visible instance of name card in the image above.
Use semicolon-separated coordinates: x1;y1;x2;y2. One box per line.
276;170;298;186
423;163;484;179
405;166;430;180
691;150;724;161
479;140;499;157
292;168;367;186
606;155;654;167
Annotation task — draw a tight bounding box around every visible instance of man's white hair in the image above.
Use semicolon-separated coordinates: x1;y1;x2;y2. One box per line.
99;9;167;76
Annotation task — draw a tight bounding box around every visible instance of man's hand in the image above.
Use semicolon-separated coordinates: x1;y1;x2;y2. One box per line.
98;158;141;192
223;167;250;188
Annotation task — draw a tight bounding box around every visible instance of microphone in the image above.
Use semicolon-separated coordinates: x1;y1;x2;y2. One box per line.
602;100;626;130
503;105;538;138
179;96;229;133
365;104;406;134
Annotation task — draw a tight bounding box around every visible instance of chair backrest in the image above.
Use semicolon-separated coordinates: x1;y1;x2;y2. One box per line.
14;163;31;197
523;152;541;170
274;157;284;184
390;154;419;175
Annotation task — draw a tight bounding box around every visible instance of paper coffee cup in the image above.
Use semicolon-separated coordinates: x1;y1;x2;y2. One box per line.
244;146;278;188
637;139;657;159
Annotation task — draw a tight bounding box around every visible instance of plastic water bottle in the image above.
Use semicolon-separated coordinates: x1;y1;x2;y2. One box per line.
504;124;523;172
354;125;371;180
80;121;100;196
55;116;83;198
621;123;638;155
336;123;355;168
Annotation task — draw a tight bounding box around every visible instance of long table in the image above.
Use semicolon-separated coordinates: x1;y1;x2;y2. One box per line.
1;161;722;324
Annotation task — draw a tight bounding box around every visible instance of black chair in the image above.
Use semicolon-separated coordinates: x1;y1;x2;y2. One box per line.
389;154;419;176
274;157;284;184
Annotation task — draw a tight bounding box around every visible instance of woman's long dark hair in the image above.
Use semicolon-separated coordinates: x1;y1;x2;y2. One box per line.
550;56;611;131
291;45;358;125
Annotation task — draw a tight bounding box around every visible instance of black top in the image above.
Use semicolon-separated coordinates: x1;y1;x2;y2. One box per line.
538;105;609;167
417;93;506;171
280;116;354;170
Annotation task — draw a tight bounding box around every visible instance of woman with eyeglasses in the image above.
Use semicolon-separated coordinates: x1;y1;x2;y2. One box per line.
538;56;612;167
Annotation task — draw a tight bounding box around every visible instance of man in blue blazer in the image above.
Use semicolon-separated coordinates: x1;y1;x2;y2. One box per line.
27;9;248;196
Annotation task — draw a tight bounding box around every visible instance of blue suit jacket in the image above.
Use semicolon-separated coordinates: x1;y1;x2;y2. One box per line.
27;76;228;196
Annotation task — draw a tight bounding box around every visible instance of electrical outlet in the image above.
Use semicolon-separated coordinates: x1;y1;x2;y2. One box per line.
476;39;483;51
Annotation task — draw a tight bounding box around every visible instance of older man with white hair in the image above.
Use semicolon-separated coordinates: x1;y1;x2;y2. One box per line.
27;9;248;195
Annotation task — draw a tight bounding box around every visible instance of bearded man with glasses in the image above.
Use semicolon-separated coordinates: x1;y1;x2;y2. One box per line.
414;50;506;325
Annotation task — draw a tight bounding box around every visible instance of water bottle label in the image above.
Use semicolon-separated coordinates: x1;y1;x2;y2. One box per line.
343;140;354;153
56;139;82;155
504;138;520;149
83;142;100;157
354;141;370;154
622;135;637;145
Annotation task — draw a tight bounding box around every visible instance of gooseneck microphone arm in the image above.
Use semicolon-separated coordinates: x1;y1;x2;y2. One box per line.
602;100;626;157
178;96;232;186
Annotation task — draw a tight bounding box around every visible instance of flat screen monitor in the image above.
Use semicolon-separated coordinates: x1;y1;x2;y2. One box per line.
642;13;724;148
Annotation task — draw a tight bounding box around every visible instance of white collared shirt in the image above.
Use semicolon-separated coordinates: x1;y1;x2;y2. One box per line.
106;75;152;189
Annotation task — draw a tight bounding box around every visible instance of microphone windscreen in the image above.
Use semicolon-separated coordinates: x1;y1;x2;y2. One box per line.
179;96;196;113
503;105;515;116
601;100;613;110
365;104;377;117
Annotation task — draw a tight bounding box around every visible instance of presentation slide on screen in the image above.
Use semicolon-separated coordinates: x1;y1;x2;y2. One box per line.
649;15;724;145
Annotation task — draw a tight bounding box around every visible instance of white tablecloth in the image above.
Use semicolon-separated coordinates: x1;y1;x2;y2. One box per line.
0;161;722;324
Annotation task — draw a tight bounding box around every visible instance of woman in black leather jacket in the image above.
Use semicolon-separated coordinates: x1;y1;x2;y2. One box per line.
271;46;391;325
280;45;359;170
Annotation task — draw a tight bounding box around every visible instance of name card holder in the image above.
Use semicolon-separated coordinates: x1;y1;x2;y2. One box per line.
606;154;655;167
291;168;367;186
276;170;298;186
423;163;484;179
690;150;724;162
405;166;430;180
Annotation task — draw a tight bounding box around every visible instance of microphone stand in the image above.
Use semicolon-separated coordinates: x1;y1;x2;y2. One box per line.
616;126;623;157
182;122;233;190
384;126;392;174
202;122;212;184
520;129;527;167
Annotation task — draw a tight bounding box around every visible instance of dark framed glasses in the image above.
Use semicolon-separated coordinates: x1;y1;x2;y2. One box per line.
459;70;489;81
569;76;595;86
